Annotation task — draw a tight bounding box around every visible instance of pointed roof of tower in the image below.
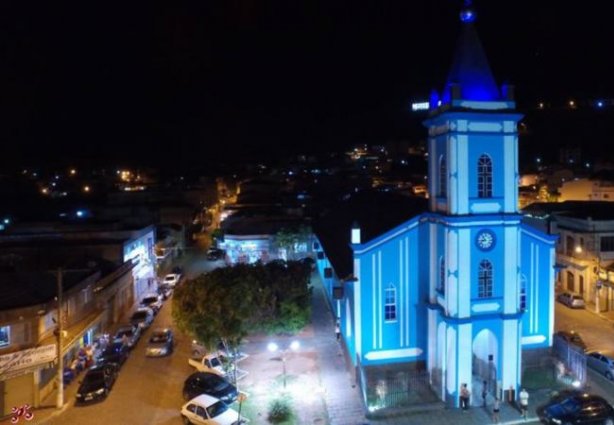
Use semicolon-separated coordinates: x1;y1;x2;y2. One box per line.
444;2;500;102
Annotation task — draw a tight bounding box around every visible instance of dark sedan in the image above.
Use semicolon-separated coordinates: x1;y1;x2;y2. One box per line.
75;363;118;405
98;342;129;367
113;325;141;349
182;372;239;404
554;330;588;351
538;393;614;425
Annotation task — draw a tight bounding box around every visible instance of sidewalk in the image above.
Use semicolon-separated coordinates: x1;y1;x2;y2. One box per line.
310;272;368;425
585;300;614;324
310;271;553;425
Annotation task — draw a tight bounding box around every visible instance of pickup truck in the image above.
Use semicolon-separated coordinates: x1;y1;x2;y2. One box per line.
188;353;227;377
188;352;250;382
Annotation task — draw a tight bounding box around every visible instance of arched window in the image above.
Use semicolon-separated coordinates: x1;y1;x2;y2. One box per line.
478;260;493;298
439;156;447;197
384;284;397;322
519;274;527;311
438;256;445;295
477;154;493;198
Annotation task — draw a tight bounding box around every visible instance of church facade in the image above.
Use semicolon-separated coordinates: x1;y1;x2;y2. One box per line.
314;6;557;409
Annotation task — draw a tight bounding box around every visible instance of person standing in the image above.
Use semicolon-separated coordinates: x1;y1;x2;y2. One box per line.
335;320;341;341
460;383;471;411
492;397;501;423
519;388;529;420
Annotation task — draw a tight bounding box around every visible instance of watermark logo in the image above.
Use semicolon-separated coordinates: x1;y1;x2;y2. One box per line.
11;404;34;423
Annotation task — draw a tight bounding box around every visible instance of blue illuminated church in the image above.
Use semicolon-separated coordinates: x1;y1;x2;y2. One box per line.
314;3;557;409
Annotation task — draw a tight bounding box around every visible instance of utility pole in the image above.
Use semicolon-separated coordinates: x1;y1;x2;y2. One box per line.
56;267;64;409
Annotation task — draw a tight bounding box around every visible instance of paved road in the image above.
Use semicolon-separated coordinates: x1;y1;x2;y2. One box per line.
555;301;614;353
46;253;223;425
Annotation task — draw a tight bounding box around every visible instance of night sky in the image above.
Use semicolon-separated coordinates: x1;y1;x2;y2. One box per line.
2;1;612;169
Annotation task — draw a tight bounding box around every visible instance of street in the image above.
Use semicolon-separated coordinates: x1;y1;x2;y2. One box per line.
555;301;614;353
44;253;224;425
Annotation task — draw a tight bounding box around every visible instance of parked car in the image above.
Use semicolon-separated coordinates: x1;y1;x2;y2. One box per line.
146;328;174;357
554;330;588;351
557;292;586;309
130;307;154;329
537;392;614;425
586;351;614;380
188;353;227;377
163;273;181;287
180;394;247;425
140;293;163;315
183;372;239;404
75;363;118;405
206;248;225;261
158;283;173;300
98;342;129;367
113;325;141;349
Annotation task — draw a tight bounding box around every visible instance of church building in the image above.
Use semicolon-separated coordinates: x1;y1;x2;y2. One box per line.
314;4;557;409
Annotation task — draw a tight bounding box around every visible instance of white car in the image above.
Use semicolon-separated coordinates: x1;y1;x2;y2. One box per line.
163;273;182;287
556;292;586;309
180;394;247;425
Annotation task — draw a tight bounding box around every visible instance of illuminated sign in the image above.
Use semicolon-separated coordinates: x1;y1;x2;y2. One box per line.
411;102;430;111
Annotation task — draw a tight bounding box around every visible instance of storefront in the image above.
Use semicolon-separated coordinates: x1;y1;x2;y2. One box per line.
0;344;56;416
38;310;105;401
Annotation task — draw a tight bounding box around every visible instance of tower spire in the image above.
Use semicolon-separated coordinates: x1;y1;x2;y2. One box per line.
442;1;500;103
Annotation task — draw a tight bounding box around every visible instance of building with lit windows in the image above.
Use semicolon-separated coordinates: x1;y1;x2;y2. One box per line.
314;5;556;410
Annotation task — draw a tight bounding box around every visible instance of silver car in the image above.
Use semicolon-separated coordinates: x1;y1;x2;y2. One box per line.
586;351;614;380
557;292;586;309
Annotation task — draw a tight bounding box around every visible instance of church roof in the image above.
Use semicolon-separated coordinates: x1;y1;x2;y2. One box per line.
443;4;500;102
313;191;428;279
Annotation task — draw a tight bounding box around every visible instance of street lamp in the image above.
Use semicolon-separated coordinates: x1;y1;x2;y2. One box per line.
268;341;300;389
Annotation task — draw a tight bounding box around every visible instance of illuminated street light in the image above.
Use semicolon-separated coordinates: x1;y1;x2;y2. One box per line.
268;340;300;389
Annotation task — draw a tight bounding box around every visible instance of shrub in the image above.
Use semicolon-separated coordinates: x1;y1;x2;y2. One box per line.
267;398;293;423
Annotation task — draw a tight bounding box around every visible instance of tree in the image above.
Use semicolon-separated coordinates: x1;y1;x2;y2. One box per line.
275;225;312;261
172;261;312;350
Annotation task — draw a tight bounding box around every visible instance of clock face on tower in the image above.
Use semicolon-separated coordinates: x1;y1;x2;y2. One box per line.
475;229;496;251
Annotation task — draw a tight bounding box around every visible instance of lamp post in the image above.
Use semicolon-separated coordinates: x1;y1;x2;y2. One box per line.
268;340;299;390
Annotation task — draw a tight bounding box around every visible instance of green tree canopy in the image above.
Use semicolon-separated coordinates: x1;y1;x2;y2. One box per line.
172;260;311;350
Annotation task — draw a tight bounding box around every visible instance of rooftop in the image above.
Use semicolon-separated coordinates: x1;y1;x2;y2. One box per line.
314;191;428;278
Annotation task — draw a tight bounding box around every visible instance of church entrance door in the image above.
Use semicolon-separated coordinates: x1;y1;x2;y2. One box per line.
472;329;498;406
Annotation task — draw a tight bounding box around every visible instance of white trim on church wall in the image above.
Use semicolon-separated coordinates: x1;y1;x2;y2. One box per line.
471;303;500;313
427;310;437;372
504;226;519;314
430;223;437;300
458;134;469;214
354;258;361;357
449;135;457;215
405;237;410;346
448;229;458;316
504;135;516;212
458;100;513;110
364;348;423;361
535;245;540;333
548;249;555;346
521;335;546;345
502;319;520;392
470;202;502;213
458;229;471;318
446;327;457;395
371;254;376;350
429;137;437;211
399;239;404;347
378;251;383;349
457;323;472;402
468;122;503;132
